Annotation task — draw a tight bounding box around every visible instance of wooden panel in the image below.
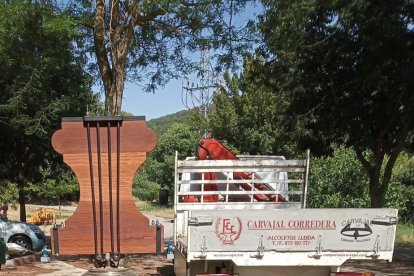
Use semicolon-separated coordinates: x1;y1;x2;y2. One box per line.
50;117;162;255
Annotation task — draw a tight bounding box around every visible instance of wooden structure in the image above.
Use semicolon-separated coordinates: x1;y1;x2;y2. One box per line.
51;116;163;255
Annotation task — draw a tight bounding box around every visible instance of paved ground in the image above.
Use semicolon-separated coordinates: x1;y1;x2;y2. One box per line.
2;205;413;275
2;205;175;275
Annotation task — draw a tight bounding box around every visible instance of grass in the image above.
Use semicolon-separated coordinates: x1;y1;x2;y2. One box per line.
396;222;414;245
135;201;174;219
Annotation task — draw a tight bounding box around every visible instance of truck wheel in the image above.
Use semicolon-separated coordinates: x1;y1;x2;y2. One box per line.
9;235;32;251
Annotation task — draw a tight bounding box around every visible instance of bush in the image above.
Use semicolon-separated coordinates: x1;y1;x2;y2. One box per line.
133;158;162;201
307;147;414;223
307;146;370;208
0;180;19;206
132;177;160;202
387;153;414;222
133;123;199;201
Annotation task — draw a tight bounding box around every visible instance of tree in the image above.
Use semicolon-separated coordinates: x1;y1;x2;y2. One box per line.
308;146;370;208
25;167;80;216
0;180;19;208
133;123;199;200
0;0;94;221
257;0;414;207
209;59;303;157
69;0;256;114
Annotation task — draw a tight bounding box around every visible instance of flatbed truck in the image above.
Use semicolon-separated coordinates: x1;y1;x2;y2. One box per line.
172;139;397;276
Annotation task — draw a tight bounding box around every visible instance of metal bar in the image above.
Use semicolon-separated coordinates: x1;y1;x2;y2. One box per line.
178;167;306;173
177;190;302;196
52;226;60;256
173;151;178;247
96;122;104;254
156;222;162;255
178;159;307;167
86;122;98;255
107;121;114;254
302;149;310;209
116;121;121;253
225;172;229;203
83;116;123;122
177;179;304;185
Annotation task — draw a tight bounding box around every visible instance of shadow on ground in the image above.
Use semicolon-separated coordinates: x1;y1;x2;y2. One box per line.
342;244;414;276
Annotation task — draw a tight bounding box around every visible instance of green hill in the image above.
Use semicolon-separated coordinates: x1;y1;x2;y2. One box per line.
147;110;192;137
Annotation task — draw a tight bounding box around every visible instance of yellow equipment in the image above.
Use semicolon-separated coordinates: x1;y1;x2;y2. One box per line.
29;208;56;225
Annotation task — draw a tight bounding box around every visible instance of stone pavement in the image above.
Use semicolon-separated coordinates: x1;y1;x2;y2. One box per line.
35;260;87;276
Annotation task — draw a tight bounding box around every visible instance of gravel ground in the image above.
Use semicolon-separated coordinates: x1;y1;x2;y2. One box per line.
1;245;412;276
2;205;413;275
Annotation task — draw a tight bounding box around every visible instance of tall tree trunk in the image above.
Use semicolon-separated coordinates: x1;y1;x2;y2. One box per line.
105;67;125;115
92;0;165;114
369;178;386;208
17;169;26;222
356;148;402;208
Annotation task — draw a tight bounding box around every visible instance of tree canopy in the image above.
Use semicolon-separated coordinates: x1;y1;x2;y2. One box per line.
67;0;257;113
256;0;414;207
209;59;302;157
0;0;95;220
133;123;199;200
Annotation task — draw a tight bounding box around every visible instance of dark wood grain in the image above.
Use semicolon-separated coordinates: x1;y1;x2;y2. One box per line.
50;117;163;255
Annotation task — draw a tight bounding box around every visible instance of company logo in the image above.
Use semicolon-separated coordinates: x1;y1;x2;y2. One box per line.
215;217;242;245
340;221;372;240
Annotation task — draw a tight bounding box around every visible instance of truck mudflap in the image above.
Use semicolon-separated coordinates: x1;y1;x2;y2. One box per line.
187;208;397;265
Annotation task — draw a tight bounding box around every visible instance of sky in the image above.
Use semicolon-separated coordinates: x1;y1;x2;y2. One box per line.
120;80;184;120
100;4;263;121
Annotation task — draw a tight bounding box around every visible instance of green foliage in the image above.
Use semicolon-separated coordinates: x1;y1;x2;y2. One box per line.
257;0;414;207
136;201;173;218
396;223;414;245
307;147;414;222
308;146;370;208
133;123;199;201
209;61;301;157
0;0;95;219
67;1;257;113
0;180;19;206
148;110;191;137
387;153;414;222
24;168;79;205
132;158;162;201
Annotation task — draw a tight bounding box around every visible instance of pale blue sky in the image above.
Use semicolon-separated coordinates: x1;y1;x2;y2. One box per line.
94;3;262;120
121;80;184;120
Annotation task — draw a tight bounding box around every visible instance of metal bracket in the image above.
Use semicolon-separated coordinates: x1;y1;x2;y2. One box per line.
250;235;265;259
371;216;398;226
109;252;120;268
94;253;107;268
195;235;207;259
366;235;381;259
155;220;162;255
308;235;323;259
188;216;214;226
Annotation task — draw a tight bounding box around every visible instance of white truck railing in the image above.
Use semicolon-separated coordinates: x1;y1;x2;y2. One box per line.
174;150;310;211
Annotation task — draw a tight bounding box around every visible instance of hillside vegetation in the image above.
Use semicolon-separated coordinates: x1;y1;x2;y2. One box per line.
148;110;192;137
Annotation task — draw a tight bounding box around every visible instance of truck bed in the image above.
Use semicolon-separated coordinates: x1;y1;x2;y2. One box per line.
173;152;398;275
177;208;397;267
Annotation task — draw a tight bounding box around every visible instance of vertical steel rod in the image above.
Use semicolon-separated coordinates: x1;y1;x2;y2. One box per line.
86;122;98;255
116;121;121;253
107;122;114;254
96;122;104;255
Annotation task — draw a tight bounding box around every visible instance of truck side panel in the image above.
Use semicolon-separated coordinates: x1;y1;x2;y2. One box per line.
189;209;397;254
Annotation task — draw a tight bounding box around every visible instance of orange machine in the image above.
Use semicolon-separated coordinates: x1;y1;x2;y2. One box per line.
195;137;286;202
